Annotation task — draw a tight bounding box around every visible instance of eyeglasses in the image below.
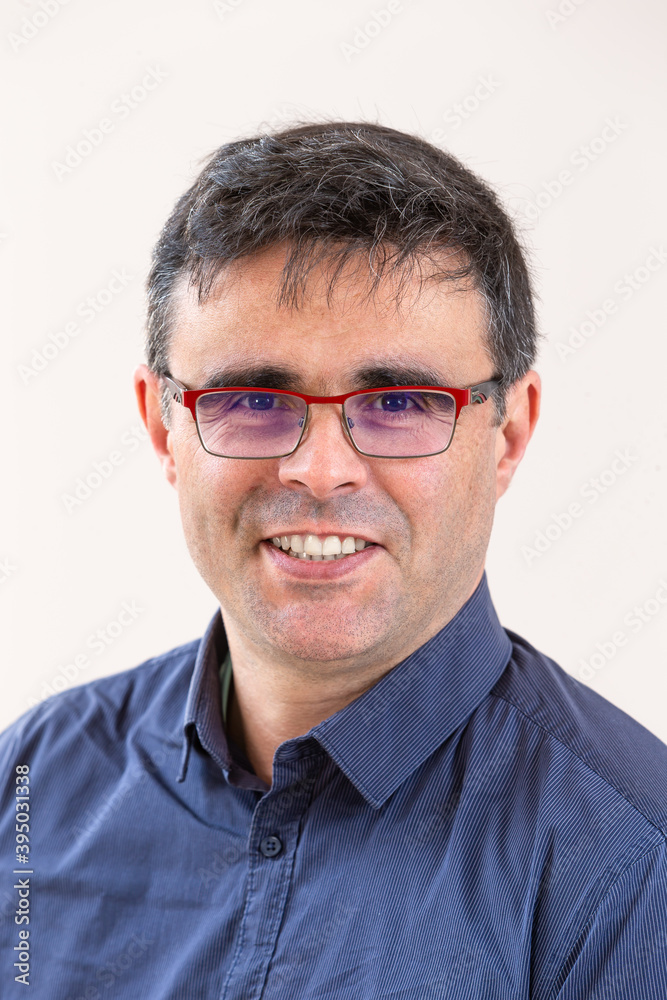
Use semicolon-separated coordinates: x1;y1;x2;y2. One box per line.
162;374;500;460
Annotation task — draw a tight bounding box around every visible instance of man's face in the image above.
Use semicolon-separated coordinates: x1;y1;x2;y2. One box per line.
151;248;509;675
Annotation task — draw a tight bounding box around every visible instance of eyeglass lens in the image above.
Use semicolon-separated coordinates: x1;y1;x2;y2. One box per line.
195;389;457;458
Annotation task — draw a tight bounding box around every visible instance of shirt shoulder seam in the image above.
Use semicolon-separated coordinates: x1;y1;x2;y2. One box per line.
490;690;667;842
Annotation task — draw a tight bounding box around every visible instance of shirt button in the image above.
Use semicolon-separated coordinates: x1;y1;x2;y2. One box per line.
259;835;283;858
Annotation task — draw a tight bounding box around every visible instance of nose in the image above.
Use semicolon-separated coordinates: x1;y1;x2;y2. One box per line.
277;404;369;499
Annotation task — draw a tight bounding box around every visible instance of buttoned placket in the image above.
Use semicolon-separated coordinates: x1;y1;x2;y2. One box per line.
220;741;326;1000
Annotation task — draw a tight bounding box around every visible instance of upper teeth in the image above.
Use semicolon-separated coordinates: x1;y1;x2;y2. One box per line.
270;534;368;559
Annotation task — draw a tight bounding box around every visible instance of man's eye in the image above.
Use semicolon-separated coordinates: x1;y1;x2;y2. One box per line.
369;393;420;412
243;393;275;410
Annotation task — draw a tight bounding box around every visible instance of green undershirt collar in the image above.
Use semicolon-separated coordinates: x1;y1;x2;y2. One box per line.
220;651;233;727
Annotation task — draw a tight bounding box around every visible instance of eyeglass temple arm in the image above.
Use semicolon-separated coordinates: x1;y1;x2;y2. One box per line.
162;374;186;404
469;379;500;404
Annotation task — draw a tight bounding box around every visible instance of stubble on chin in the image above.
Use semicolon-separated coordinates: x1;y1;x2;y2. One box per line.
233;571;410;668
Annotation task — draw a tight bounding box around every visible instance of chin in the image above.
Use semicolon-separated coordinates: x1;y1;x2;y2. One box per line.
249;601;400;665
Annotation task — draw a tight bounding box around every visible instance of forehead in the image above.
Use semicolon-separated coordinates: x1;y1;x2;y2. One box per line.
167;247;491;390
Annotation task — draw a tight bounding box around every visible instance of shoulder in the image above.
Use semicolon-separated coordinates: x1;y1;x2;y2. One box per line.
490;628;667;840
0;636;200;772
489;633;667;997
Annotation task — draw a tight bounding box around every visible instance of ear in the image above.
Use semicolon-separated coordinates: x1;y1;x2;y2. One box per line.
494;370;541;501
133;364;178;488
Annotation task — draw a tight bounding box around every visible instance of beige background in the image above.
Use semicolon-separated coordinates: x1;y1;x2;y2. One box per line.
2;0;666;739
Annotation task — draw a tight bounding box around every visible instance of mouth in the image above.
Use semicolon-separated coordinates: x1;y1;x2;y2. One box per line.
263;532;378;562
261;533;381;580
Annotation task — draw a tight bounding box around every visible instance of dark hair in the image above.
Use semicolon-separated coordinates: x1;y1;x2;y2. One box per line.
145;120;540;425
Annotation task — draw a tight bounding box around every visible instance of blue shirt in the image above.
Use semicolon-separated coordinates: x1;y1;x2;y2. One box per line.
2;572;667;998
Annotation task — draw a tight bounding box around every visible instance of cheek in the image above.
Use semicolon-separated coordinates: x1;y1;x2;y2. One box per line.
447;441;498;557
384;458;463;533
172;436;246;548
388;442;496;550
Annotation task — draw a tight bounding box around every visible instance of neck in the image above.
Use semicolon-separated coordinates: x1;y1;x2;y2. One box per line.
221;569;485;786
224;643;385;786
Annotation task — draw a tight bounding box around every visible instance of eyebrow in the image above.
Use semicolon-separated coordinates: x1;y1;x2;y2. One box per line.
200;364;303;391
197;360;459;393
344;363;457;390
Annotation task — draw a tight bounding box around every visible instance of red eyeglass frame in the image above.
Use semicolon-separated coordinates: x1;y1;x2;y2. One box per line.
161;374;500;458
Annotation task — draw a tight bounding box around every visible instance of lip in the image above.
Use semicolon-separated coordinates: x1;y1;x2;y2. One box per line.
261;539;381;579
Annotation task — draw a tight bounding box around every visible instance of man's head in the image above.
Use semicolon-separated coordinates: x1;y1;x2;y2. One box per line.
135;121;541;677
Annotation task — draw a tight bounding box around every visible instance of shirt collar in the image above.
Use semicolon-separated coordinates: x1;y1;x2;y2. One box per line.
178;571;512;805
177;606;231;784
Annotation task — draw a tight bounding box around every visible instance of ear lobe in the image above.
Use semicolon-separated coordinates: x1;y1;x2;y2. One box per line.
495;371;541;501
133;364;178;487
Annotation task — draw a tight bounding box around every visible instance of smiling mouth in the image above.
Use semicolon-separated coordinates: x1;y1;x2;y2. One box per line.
266;534;376;561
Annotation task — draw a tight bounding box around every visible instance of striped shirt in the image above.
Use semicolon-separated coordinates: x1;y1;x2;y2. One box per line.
1;571;666;998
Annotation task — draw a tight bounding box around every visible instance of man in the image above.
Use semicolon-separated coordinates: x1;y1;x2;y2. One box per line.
2;122;666;998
